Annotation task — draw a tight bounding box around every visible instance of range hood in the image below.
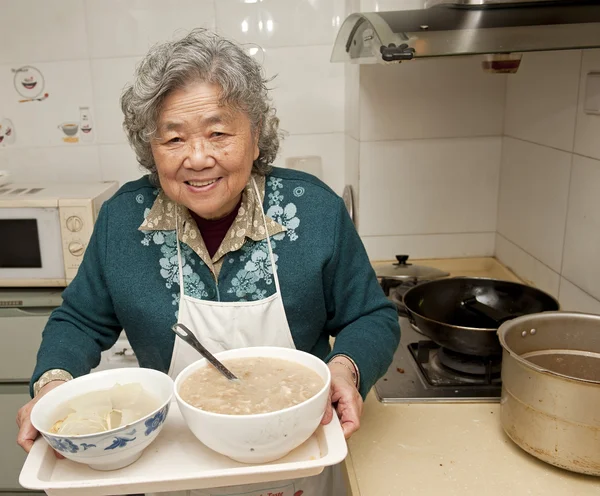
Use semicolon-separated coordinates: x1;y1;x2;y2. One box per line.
331;0;600;66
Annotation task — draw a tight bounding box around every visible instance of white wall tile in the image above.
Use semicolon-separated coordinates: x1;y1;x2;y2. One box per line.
347;0;361;14
558;278;600;315
0;0;88;64
363;232;495;261
497;137;571;272
262;45;344;135
495;234;560;298
0;145;101;183
504;50;581;152
359;137;501;236
345;135;360;227
574;49;600;161
360;0;425;11
345;64;360;140
359;56;506;141
345;134;359;196
274;132;345;195
91;57;140;144
215;0;346;48
85;0;215;59
562;155;600;301
0;60;94;148
98;143;146;186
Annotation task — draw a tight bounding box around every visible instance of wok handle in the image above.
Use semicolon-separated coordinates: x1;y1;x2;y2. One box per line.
461;297;515;325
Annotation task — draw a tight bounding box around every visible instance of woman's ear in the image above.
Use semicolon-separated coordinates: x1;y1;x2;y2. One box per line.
253;122;261;161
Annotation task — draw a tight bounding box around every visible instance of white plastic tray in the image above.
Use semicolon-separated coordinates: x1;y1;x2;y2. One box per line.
19;402;347;495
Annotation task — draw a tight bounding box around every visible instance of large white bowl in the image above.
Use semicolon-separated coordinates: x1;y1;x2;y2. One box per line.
31;368;174;471
174;347;331;464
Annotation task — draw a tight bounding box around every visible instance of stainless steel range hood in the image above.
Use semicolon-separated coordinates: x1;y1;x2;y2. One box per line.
331;0;600;65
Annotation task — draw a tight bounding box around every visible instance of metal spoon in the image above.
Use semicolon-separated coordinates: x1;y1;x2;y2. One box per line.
171;323;239;381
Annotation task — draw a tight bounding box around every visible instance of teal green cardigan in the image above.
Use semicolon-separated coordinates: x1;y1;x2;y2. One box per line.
32;168;400;399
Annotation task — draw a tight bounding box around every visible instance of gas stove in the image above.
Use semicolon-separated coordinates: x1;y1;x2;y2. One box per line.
374;316;502;403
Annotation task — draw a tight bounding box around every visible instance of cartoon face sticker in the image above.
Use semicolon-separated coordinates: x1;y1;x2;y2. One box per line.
0;119;16;145
13;66;45;99
22;76;37;90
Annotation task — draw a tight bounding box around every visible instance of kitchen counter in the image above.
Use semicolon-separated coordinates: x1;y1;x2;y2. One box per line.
343;257;599;495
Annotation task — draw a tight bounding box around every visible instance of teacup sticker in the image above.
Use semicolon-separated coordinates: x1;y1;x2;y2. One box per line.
58;122;79;143
0;118;16;146
12;65;49;103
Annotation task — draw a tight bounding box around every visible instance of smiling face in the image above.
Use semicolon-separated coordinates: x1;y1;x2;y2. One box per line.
22;76;37;90
151;81;259;220
16;67;41;97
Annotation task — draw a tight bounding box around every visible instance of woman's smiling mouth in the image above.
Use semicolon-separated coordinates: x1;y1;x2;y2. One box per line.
185;178;221;191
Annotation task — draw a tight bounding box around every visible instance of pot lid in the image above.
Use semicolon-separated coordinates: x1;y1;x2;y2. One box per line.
372;255;449;281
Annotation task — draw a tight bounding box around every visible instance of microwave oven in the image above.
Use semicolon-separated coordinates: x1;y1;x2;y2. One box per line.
0;181;118;287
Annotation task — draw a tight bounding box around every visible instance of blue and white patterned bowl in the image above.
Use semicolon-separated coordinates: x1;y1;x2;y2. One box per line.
30;368;174;471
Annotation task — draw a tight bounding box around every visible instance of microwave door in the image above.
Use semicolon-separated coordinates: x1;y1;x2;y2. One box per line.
0;207;66;284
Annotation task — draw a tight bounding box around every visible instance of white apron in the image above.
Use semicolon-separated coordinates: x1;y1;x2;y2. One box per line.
153;179;346;496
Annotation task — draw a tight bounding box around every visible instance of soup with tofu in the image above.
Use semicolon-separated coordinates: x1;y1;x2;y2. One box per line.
49;383;160;435
179;357;325;415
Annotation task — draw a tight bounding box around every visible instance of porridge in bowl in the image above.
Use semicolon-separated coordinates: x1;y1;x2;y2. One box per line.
174;347;331;463
179;357;325;415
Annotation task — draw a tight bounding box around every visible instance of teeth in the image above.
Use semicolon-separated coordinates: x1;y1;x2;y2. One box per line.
188;179;218;187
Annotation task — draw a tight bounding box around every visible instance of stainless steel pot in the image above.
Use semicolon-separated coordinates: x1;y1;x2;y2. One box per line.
498;312;600;476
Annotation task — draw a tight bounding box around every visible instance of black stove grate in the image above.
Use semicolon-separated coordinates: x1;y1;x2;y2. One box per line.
408;341;502;388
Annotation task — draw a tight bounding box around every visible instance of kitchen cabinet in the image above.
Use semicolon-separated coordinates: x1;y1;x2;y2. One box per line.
0;384;41;493
0;291;59;494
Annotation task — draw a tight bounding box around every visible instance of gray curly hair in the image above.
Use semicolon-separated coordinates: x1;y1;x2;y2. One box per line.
121;29;280;182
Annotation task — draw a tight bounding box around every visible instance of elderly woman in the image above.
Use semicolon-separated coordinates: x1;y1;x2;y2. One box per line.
17;29;400;495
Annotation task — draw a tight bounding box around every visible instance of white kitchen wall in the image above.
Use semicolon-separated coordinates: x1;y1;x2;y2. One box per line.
345;1;506;260
0;0;347;194
497;49;600;313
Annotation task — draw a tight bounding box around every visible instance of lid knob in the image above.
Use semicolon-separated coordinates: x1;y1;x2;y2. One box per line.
394;255;411;266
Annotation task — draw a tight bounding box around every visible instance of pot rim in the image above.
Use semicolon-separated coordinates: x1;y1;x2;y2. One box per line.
497;311;600;385
402;277;560;332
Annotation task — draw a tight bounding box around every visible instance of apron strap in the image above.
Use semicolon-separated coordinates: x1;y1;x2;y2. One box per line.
251;177;282;296
175;210;185;294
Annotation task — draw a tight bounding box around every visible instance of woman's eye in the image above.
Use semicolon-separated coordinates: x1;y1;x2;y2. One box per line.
168;137;182;143
211;132;225;138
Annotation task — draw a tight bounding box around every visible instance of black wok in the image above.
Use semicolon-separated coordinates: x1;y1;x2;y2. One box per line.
401;277;559;356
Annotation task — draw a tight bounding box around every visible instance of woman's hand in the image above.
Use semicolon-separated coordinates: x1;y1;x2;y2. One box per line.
321;358;363;439
17;381;65;455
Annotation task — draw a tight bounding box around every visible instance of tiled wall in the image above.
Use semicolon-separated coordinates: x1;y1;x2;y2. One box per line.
0;0;347;193
496;49;600;314
346;1;507;260
2;2;600;314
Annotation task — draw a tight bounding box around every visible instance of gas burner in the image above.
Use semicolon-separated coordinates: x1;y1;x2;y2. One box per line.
436;347;502;376
408;341;502;388
374;317;502;403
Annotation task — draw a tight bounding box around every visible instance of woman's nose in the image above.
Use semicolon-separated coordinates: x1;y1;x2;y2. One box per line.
184;139;216;170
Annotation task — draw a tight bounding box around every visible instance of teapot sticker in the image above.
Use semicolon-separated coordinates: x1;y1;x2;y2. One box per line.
0;118;16;146
79;106;94;142
12;65;49;103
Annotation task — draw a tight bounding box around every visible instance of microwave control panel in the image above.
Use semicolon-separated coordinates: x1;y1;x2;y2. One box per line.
59;203;95;282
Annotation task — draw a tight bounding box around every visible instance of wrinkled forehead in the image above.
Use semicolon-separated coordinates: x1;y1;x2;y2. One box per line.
155;82;244;133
